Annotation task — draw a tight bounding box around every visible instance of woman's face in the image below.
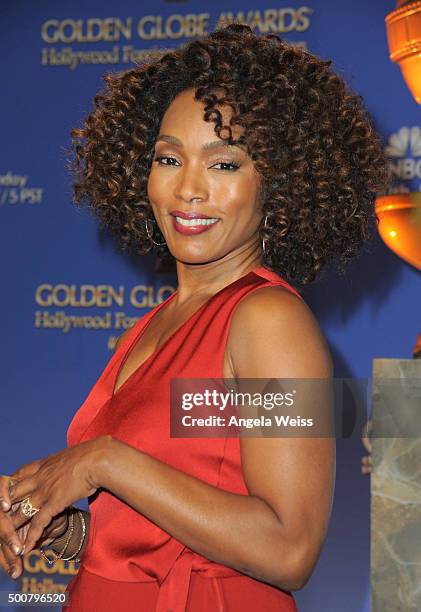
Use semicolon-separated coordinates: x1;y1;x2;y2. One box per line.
147;88;263;264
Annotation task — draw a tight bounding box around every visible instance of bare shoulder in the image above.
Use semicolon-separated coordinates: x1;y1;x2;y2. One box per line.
228;285;333;379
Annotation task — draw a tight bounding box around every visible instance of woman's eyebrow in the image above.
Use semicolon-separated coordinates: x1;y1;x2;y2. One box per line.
155;134;246;152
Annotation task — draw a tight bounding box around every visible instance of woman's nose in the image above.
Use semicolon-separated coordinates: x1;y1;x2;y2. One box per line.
174;165;208;204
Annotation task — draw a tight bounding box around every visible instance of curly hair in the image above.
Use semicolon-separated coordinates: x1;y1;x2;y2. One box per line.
71;23;389;286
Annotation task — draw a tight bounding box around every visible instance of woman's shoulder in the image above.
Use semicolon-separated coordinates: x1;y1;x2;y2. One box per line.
227;283;332;378
234;282;311;326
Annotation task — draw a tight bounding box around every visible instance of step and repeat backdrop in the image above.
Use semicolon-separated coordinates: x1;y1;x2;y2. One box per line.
1;1;420;611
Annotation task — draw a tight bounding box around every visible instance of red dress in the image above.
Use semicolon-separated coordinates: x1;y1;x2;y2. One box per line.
64;265;303;611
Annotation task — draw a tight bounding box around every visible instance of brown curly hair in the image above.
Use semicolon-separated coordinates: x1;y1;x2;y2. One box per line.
71;23;389;287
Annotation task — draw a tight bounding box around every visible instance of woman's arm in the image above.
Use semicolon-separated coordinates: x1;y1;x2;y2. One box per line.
94;286;335;592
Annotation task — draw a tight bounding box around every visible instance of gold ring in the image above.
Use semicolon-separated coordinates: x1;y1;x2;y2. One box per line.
20;497;40;518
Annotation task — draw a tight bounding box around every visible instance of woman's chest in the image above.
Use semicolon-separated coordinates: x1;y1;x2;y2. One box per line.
114;314;236;397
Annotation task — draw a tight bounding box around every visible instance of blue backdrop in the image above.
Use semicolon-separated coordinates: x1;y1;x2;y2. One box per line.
1;1;420;611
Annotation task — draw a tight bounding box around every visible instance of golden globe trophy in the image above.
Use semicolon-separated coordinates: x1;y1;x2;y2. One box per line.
375;192;421;271
385;0;421;104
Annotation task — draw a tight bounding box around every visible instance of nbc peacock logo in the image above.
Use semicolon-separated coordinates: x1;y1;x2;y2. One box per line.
384;126;421;193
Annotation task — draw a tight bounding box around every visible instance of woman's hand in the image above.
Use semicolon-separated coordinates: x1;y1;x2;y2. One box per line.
0;472;25;580
0;503;29;580
0;468;39;578
1;504;69;580
8;436;110;554
0;475;25;555
0;472;70;580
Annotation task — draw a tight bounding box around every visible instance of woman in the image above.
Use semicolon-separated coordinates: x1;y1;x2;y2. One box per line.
0;24;388;611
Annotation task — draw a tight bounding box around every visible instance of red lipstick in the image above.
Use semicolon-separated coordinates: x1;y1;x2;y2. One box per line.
170;210;215;220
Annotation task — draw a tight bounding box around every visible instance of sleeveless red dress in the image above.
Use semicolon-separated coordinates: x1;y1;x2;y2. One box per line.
64;265;303;611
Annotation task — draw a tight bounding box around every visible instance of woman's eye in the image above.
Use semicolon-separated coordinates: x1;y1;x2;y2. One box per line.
153;155;179;166
212;161;241;171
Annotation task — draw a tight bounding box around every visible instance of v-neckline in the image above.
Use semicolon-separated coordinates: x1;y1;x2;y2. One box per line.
111;265;267;399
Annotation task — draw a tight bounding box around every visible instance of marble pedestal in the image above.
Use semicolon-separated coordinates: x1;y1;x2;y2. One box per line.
371;358;421;612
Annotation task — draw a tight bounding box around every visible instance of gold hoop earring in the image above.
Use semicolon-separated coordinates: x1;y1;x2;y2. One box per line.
262;214;269;255
144;218;166;247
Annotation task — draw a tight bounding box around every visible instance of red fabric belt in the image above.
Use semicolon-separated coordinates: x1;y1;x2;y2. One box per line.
156;548;237;612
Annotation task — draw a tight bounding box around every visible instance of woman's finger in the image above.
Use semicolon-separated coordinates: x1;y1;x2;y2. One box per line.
8;476;38;506
10;461;42;482
0;542;23;580
10;500;40;533
0;476;15;512
1;461;42;510
0;510;23;556
9;496;53;553
22;507;55;554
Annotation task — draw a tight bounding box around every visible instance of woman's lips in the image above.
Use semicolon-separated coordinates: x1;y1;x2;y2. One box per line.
171;215;220;235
